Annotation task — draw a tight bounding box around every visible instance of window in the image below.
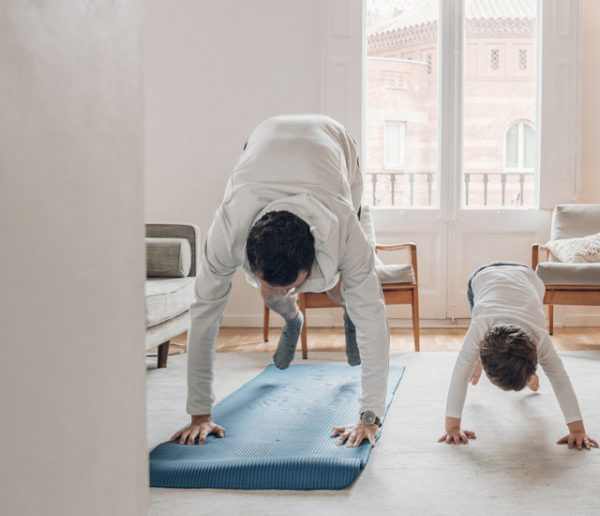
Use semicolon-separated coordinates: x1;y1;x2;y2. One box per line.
384;121;406;169
366;0;439;207
463;0;537;208
490;48;499;70
366;0;539;209
519;49;528;71
382;71;408;90
505;122;535;170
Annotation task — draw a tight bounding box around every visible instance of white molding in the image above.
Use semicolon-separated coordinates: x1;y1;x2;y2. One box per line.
560;314;600;327
387;318;471;329
222;314;338;328
443;0;463;320
538;0;582;208
222;313;598;329
322;0;363;141
221;315;472;329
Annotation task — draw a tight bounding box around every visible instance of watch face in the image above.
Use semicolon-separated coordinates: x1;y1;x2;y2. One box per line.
361;410;376;425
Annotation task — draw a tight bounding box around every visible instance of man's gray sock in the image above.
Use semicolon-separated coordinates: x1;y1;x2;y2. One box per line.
273;311;303;370
344;310;361;366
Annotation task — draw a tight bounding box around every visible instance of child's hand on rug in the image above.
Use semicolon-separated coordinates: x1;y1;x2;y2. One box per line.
557;421;599;450
170;415;226;445
438;417;476;445
332;422;379;448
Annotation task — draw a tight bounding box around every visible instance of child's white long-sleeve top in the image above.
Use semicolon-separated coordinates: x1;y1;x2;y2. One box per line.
446;265;582;424
186;114;390;419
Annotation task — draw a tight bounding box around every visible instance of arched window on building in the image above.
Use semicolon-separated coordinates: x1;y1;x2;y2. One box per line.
384;120;406;169
505;121;535;171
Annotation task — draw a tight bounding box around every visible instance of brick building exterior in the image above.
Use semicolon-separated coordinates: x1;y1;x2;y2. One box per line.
366;0;536;207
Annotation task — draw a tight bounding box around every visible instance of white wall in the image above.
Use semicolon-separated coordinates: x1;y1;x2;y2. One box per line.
580;0;600;202
558;0;600;327
0;3;147;516
145;0;328;325
145;1;600;328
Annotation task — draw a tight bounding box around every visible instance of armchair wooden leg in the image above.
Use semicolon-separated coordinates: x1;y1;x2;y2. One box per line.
157;340;170;368
299;293;308;359
263;304;270;342
548;305;554;335
411;287;420;352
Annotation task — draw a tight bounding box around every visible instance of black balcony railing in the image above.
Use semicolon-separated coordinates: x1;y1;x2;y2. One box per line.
366;171;434;206
365;171;535;207
464;172;535;207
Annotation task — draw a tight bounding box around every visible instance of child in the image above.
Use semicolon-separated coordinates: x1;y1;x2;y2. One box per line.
439;262;598;451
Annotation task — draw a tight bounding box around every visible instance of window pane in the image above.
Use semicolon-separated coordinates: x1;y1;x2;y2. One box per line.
462;0;537;208
505;123;519;168
384;121;406;169
523;123;535;169
365;0;438;207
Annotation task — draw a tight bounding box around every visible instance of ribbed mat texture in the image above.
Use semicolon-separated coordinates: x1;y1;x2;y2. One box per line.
150;363;405;490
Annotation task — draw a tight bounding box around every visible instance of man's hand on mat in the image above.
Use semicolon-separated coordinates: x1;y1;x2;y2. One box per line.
438;417;476;445
332;422;378;448
170;415;226;445
557;421;599;451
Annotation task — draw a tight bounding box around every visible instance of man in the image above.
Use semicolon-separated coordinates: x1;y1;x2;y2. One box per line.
171;114;390;448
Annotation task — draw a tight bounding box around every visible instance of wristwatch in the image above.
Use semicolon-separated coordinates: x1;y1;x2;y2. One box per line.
360;410;382;427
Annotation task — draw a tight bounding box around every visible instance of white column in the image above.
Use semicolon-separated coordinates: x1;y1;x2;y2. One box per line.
0;2;147;515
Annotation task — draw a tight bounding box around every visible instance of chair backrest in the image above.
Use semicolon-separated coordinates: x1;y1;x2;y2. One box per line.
145;224;201;276
551;204;600;240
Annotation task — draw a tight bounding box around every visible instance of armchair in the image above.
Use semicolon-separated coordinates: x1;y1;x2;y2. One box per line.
263;205;420;358
532;204;600;334
145;224;200;367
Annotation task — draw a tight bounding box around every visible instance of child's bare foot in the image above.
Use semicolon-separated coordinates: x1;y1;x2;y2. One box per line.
527;373;539;391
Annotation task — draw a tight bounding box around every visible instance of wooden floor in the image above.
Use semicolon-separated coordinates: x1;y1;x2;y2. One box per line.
167;326;600;355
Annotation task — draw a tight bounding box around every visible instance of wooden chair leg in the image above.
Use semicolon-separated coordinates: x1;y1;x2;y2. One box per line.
548;305;554;335
157;340;170;368
411;287;420;352
299;294;308;359
263;304;270;342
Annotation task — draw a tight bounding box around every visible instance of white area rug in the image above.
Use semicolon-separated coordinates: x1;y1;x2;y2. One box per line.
147;351;600;516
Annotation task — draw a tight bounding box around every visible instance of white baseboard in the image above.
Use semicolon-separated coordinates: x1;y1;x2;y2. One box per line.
222;314;337;328
222;313;599;329
560;314;600;327
222;315;472;329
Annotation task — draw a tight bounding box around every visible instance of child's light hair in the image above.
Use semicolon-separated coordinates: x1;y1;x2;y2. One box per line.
480;325;537;391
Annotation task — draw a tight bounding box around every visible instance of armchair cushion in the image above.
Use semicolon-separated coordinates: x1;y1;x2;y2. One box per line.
146;237;192;278
146;224;201;276
536;262;600;286
544;233;600;264
376;263;415;284
359;206;416;284
551;204;600;240
145;277;195;327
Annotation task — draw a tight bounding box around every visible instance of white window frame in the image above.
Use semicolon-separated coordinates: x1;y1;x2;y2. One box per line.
458;1;540;210
325;0;580;211
538;0;581;208
383;120;406;170
456;0;580;210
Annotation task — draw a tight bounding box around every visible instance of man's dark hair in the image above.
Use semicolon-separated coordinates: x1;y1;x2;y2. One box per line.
246;210;315;286
480;324;537;391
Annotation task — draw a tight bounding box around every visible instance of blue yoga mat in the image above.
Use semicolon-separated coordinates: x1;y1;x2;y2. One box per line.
150;363;405;490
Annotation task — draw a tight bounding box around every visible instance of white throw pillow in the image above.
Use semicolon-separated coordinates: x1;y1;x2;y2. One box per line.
544;232;600;263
